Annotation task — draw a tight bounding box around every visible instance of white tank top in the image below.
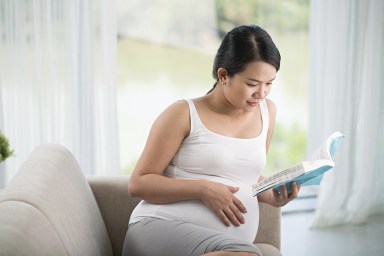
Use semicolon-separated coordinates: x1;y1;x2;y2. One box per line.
129;99;269;242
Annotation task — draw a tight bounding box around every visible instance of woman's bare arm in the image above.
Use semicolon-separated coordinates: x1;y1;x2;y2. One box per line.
128;100;201;202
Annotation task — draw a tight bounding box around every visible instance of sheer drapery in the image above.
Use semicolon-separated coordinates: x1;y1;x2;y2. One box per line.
308;0;384;227
0;0;120;187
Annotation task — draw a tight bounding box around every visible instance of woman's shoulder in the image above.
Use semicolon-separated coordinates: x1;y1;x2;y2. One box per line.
264;98;275;108
159;100;190;120
264;98;276;115
153;100;191;136
165;99;190;114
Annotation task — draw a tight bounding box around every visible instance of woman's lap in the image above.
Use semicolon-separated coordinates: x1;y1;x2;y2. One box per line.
123;217;261;256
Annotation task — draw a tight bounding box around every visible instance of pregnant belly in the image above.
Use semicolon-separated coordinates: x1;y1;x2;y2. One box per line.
155;185;260;243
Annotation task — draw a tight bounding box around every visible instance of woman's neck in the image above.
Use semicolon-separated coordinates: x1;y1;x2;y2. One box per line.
203;85;249;118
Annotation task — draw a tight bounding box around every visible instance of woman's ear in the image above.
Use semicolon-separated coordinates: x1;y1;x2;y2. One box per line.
217;68;228;85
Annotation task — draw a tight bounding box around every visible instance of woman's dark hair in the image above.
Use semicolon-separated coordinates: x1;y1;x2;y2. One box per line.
208;25;280;93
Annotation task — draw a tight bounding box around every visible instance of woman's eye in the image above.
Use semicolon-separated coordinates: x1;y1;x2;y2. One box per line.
247;83;258;87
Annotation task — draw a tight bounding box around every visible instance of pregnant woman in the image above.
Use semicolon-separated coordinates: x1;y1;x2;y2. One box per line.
123;25;300;256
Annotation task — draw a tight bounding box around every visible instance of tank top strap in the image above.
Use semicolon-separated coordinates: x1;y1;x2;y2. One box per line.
259;99;270;136
184;99;203;134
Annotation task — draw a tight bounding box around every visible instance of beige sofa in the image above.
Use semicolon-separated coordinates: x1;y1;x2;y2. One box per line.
0;144;282;256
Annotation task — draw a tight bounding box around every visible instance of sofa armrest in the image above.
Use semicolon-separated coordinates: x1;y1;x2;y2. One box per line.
255;202;281;251
87;176;140;256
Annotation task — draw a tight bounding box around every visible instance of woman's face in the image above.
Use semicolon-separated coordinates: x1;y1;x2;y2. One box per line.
223;61;277;112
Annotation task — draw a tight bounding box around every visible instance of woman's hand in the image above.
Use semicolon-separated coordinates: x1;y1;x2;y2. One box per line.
198;180;247;227
258;182;301;207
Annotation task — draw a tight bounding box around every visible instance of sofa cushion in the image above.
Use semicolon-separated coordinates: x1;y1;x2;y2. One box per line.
0;144;112;256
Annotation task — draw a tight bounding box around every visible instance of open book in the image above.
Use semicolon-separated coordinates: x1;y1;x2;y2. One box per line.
252;131;344;196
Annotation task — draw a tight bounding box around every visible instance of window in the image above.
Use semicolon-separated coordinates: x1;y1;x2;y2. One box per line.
116;0;310;204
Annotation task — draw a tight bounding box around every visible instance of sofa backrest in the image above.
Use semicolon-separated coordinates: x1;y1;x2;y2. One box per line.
0;144;113;256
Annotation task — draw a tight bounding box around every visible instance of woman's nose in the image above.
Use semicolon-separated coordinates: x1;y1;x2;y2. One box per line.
254;84;266;98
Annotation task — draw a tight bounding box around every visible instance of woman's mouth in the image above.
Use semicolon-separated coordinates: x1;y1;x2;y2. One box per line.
247;100;260;106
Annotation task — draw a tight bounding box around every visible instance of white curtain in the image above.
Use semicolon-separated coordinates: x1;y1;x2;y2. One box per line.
308;0;384;227
0;0;120;187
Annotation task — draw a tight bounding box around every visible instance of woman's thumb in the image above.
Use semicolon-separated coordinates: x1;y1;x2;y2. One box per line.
228;186;239;193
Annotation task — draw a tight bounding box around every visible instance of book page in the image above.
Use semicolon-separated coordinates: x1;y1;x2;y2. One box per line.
307;132;344;162
305;132;344;172
260;163;304;184
252;163;305;192
307;141;330;162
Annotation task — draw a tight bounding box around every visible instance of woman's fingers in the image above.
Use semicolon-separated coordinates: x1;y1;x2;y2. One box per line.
221;204;244;227
280;184;288;198
289;182;300;199
216;197;246;227
224;208;240;226
217;210;231;227
271;182;302;207
202;183;248;227
231;204;245;225
232;195;247;213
